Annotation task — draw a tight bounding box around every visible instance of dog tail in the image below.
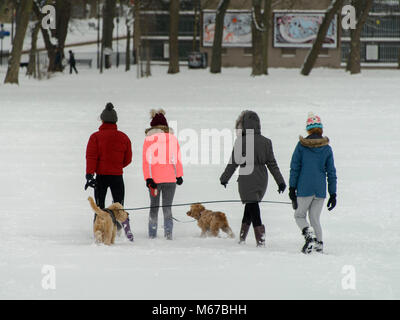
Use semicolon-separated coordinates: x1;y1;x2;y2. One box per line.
88;196;108;219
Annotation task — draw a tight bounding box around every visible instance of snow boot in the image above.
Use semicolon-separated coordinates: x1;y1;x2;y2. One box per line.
239;223;250;244
254;225;266;247
314;240;323;253
121;217;134;242
301;227;316;254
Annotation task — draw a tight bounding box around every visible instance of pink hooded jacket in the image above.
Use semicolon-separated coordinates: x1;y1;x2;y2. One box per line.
142;127;183;183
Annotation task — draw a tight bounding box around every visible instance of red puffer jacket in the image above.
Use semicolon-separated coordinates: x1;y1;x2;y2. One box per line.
86;123;132;175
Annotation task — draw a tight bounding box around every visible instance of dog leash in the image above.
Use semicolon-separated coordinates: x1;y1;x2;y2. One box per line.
122;200;291;212
119;200;291;224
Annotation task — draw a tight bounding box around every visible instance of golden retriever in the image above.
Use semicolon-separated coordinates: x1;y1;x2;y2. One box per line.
88;197;128;245
186;203;234;238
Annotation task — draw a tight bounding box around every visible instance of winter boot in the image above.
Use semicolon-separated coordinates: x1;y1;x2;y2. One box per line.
254;225;266;247
301;227;316;254
314;240;323;253
121;217;134;242
239;223;251;244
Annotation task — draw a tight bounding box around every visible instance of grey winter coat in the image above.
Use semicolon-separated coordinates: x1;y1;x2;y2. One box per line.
220;111;285;203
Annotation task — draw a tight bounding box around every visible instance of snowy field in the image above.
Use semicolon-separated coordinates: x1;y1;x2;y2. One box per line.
0;66;399;300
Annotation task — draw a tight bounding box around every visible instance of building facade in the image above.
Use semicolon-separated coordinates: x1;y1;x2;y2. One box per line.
140;0;400;68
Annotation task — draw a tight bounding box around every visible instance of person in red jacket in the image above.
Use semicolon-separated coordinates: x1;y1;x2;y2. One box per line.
85;103;134;242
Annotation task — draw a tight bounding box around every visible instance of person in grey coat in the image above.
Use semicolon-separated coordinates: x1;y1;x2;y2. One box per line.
220;110;286;247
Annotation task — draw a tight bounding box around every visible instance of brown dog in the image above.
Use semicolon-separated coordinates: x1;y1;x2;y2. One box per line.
186;203;234;238
88;197;129;245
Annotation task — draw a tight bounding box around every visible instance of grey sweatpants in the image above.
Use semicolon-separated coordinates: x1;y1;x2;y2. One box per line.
149;183;176;238
294;196;325;241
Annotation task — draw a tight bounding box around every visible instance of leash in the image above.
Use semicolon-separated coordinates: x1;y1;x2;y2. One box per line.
122;199;291;212
113;200;291;224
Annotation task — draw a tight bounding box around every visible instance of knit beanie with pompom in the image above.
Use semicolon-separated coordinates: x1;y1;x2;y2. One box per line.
100;102;118;123
150;108;168;127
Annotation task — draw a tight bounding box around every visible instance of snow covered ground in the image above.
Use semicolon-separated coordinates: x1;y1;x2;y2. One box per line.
0;66;399;300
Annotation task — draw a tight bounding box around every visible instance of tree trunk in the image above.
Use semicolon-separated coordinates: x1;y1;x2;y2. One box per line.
89;0;97;18
126;26;131;71
134;0;141;77
102;0;116;69
301;0;344;76
262;0;272;75
252;0;263;76
348;0;373;74
27;21;41;77
55;0;72;71
4;0;33;84
210;0;230;74
168;0;180;74
33;1;57;72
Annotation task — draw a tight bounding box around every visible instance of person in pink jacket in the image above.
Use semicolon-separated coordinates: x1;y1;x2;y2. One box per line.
142;109;183;239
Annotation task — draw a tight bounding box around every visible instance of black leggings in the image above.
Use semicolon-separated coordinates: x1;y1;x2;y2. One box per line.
242;202;262;227
94;175;125;209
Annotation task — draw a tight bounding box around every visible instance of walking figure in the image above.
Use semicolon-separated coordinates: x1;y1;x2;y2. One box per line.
69;50;78;74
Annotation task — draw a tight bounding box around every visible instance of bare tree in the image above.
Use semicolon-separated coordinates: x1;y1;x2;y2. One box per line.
346;0;373;74
27;21;41;77
33;0;58;72
102;0;117;69
133;0;141;78
210;0;230;74
252;0;264;76
4;0;33;84
54;0;72;71
261;0;272;75
168;0;180;74
301;0;344;76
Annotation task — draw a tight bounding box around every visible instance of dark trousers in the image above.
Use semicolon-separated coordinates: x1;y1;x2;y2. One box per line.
70;63;78;74
242;202;262;227
94;175;125;229
94;175;125;209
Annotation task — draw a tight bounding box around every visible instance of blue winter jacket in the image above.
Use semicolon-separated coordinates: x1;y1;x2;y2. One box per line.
289;134;337;198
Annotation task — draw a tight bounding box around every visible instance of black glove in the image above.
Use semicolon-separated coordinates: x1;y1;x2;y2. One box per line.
289;187;298;210
176;177;183;185
146;178;157;189
278;182;286;194
84;174;96;190
327;193;336;211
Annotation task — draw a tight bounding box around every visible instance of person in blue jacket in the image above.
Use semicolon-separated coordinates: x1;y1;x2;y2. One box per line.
289;112;337;254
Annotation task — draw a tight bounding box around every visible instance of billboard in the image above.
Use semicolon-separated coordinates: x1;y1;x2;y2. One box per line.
273;11;338;48
203;11;252;47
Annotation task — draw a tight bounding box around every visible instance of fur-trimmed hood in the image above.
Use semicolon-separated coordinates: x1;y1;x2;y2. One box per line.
235;110;261;135
145;125;173;136
299;135;330;148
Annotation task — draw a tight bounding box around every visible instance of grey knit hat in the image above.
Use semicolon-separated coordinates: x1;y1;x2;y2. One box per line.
100;102;118;123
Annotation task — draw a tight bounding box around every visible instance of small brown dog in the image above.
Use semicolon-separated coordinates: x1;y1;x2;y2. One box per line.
88;197;129;245
186;203;234;238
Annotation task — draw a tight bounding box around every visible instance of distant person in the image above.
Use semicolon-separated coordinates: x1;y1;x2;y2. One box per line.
289;112;337;254
68;50;78;74
54;48;63;71
142;109;183;240
85;103;134;242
